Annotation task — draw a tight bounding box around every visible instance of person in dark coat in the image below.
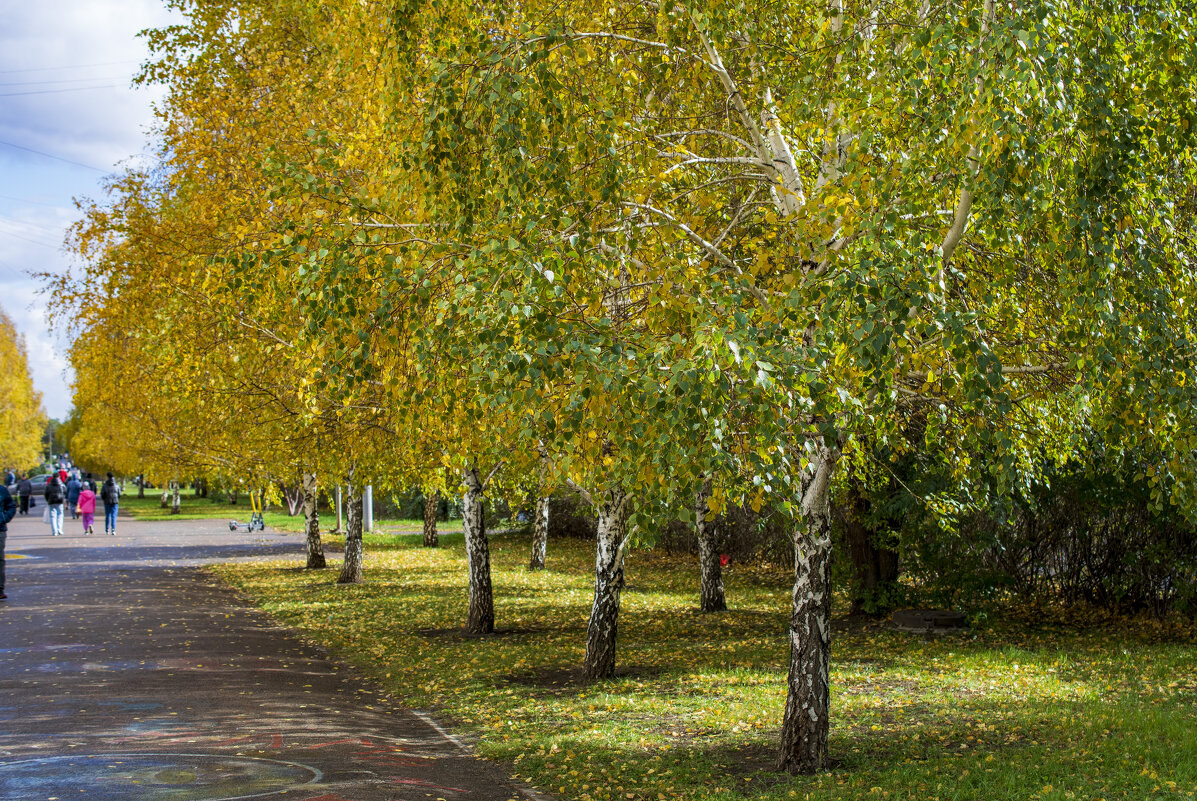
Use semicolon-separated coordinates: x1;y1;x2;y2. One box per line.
100;473;122;536
0;482;16;599
44;476;66;537
16;475;32;515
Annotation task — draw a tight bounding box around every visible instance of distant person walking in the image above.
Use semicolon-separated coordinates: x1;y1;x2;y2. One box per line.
101;473;121;536
0;480;15;599
66;474;82;519
16;475;32;515
78;481;96;536
44;475;66;537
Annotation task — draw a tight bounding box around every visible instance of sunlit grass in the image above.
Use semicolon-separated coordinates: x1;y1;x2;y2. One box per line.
120;492;461;534
212;531;1197;801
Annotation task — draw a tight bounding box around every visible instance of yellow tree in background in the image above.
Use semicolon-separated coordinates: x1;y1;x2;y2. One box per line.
0;308;47;471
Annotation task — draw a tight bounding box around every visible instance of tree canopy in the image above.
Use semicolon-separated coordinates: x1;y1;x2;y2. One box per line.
53;0;1197;774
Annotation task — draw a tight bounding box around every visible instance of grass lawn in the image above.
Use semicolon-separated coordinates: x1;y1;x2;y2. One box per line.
211;531;1197;801
118;491;462;535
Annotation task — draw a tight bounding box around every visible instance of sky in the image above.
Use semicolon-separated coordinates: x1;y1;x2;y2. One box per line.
0;0;182;421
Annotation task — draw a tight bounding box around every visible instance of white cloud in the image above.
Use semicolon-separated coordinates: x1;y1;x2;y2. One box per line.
0;0;183;420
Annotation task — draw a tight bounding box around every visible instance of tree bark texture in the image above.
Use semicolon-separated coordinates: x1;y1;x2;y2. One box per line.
778;450;838;774
695;478;727;612
137;475;145;499
283;484;303;516
302;472;326;569
583;488;631;681
337;472;364;584
462;468;494;634
529;494;549;570
422;490;439;547
843;481;899;616
170;481;181;515
160;488;169;508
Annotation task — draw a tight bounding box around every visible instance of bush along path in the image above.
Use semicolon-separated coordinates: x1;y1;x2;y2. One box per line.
0;512;536;801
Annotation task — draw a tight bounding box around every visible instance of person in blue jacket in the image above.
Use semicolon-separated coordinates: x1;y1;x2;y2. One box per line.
66;474;82;519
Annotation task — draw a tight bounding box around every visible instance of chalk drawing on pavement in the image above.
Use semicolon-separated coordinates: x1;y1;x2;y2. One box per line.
0;752;322;801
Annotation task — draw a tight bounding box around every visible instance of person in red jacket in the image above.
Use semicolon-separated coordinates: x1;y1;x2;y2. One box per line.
77;481;97;536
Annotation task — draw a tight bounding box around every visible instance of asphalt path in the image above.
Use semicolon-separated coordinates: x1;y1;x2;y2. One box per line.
0;510;543;801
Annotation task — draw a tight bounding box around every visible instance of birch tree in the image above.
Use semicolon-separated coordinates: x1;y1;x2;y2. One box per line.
408;0;1197;773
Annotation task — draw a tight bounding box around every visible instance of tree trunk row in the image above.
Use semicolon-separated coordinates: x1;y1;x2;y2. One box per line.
303;455;838;776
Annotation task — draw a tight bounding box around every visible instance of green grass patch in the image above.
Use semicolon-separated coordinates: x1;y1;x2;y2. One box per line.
212;533;1197;801
119;492;461;535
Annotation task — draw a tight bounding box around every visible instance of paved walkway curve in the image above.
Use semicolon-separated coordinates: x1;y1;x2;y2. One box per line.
0;511;543;801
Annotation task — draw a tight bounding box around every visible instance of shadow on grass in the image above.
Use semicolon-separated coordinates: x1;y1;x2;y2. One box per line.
501;663;670;692
417;625;551;640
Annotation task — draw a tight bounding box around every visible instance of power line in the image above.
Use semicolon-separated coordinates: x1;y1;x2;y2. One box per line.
0;193;63;208
0;76;128;89
0;226;59;250
0;60;139;75
0;215;64;239
0;84;122;98
0;216;62;248
0;139;106;172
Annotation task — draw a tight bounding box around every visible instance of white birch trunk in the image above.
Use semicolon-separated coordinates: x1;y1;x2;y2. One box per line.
529;494;549;570
696;478;727;613
337;469;364;584
583;488;631;680
462;467;494;634
302;472;326;569
170;481;181;515
778;450;838;773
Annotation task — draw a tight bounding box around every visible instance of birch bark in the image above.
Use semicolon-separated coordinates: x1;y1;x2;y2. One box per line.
529;494;549;570
462;467;494;634
302;471;326;569
337;470;363;584
778;449;838;773
582;488;631;680
695;478;727;613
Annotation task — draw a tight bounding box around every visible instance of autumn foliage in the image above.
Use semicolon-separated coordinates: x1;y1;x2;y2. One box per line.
51;0;1197;775
0;307;46;471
